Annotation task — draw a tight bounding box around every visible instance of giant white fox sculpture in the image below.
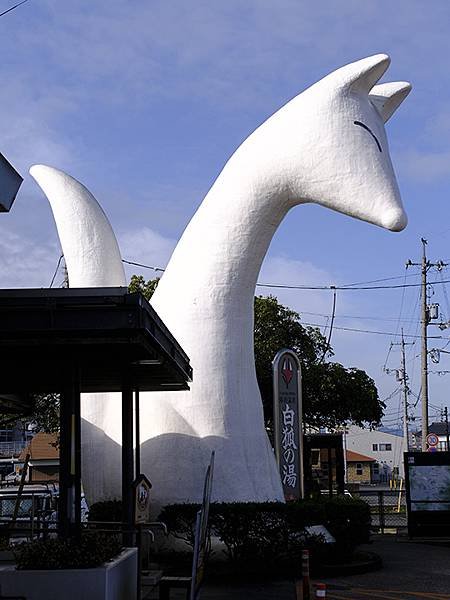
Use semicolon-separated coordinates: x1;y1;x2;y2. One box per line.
31;54;410;505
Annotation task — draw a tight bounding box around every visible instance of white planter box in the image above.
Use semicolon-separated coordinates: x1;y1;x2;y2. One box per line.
0;547;137;600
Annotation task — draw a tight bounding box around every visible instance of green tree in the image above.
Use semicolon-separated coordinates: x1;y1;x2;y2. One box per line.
0;393;60;435
129;275;159;300
254;295;384;430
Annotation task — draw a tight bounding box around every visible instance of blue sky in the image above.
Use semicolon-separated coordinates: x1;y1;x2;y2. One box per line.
2;0;450;429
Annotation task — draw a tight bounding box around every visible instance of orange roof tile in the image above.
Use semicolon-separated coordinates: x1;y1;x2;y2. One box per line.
19;432;59;461
346;449;375;463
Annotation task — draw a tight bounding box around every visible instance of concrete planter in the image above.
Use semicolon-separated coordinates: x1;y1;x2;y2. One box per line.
0;547;137;600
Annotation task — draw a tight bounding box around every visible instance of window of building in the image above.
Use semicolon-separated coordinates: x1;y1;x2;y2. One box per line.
372;444;378;451
0;430;13;443
356;463;363;475
379;443;392;451
372;463;380;475
310;449;320;467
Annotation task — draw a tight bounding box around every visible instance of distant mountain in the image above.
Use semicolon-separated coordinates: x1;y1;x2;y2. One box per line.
378;426;403;437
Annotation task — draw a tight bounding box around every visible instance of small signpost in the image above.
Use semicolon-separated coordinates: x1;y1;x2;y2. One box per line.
133;474;152;525
273;349;304;500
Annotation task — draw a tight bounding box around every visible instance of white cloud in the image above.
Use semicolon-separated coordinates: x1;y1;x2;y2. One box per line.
258;255;345;338
0;224;58;288
118;227;176;281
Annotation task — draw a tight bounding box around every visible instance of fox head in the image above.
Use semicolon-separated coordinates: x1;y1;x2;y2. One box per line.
235;54;410;231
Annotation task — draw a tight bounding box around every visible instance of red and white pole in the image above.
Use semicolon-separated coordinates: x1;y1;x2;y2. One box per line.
301;549;311;599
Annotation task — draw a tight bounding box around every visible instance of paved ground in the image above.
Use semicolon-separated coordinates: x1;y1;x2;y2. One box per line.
321;535;450;599
145;535;450;599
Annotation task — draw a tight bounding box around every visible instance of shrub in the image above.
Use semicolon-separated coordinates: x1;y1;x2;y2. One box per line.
88;500;122;523
321;496;371;559
159;496;371;575
210;502;289;566
159;503;202;548
14;533;123;570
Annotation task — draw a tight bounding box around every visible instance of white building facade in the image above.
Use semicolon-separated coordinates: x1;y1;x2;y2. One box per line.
345;426;406;482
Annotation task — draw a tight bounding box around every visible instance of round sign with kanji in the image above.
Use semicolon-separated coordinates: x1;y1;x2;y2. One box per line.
427;433;439;447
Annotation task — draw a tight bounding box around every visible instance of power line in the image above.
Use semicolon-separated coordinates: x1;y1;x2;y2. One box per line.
394;269;408;340
300;310;420;323
383;343;393;372
0;0;29;18
318;288;336;364
121;253;449;340
122;259;164;273
341;272;420;287
121;258;450;292
257;279;450;291
382;387;401;404
301;321;445;339
49;255;63;288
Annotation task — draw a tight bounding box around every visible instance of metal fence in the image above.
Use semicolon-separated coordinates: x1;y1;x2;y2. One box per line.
355;489;407;533
0;442;27;457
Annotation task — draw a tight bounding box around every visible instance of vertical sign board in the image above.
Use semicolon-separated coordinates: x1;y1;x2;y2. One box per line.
273;349;304;500
404;451;450;537
190;450;215;600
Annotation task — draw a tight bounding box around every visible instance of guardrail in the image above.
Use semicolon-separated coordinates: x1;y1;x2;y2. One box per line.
0;442;27;457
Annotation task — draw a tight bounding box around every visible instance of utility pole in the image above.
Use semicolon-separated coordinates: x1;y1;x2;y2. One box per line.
406;239;447;452
401;330;410;452
445;407;450;452
421;238;429;452
389;330;413;452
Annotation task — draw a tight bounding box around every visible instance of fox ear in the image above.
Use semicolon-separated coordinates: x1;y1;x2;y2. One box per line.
369;81;412;122
334;54;391;93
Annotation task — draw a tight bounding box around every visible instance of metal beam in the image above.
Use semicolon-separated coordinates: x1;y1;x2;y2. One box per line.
58;363;81;538
122;378;134;546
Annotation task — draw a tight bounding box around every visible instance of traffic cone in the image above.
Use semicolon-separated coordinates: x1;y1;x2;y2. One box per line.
315;583;326;597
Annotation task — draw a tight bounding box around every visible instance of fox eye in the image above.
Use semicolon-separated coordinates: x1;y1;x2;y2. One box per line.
354;121;382;152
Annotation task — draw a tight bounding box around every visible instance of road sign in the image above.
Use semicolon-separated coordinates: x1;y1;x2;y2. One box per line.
427;446;438;453
426;433;439;447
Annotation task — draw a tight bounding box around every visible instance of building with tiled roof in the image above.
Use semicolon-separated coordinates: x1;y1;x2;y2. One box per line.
345;425;405;482
346;449;375;484
18;432;59;482
412;422;450;451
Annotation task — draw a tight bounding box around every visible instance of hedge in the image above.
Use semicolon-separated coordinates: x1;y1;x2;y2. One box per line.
14;533;123;570
159;496;370;575
88;499;123;523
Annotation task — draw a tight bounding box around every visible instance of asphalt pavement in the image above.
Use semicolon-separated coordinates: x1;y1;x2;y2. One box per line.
145;535;450;599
